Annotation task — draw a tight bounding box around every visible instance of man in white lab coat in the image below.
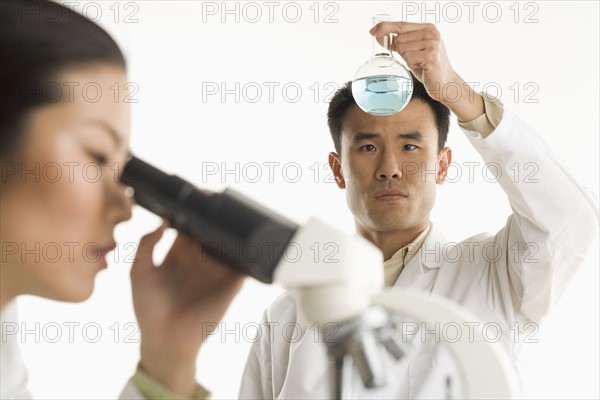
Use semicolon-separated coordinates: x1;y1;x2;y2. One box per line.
238;21;598;399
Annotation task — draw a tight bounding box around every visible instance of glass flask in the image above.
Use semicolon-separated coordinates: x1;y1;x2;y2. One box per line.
351;14;413;116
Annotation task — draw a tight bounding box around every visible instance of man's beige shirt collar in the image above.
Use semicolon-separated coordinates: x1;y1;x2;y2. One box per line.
383;223;431;286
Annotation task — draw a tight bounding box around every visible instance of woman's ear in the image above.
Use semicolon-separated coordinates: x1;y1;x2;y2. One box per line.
328;152;345;189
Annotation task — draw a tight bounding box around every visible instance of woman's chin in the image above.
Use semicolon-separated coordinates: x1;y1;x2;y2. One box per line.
47;282;96;303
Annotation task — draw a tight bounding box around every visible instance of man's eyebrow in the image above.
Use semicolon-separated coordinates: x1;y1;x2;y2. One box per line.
352;131;424;142
397;131;424;141
352;132;380;142
84;119;122;147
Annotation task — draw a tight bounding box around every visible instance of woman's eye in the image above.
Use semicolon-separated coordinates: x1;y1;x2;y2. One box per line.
89;152;108;165
361;144;376;152
403;144;417;151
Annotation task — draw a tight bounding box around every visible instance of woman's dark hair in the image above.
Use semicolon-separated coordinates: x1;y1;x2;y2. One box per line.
0;0;126;158
327;74;451;154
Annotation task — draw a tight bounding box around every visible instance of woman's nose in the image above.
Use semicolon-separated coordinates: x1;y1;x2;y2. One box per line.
109;182;133;224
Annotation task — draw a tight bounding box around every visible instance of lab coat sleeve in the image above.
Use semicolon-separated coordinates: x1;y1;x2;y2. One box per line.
238;310;273;400
462;102;598;327
119;380;146;399
0;302;33;399
0;358;31;399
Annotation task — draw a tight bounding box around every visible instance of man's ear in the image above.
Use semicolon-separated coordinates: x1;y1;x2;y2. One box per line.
328;152;345;189
436;147;452;185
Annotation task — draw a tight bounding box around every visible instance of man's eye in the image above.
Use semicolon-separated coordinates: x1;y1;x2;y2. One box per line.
403;144;417;151
361;144;376;152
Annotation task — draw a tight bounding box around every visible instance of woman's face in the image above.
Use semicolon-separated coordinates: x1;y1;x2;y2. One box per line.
1;64;133;303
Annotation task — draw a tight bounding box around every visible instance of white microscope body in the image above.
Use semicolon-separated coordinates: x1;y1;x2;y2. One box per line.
275;218;520;399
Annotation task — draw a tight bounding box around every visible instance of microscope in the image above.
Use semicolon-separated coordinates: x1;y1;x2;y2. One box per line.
121;156;519;399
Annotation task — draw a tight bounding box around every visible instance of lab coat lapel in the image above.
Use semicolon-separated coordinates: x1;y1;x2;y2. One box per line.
393;223;445;290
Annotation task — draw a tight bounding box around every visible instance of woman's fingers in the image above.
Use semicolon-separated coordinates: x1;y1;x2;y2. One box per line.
131;220;168;275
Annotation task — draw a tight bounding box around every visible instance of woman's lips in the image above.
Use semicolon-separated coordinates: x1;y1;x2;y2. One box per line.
97;242;116;268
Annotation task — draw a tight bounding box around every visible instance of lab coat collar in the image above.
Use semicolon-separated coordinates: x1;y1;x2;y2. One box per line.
394;222;446;289
418;222;446;269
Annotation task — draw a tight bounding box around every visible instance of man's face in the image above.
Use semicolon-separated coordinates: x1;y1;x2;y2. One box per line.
329;100;451;234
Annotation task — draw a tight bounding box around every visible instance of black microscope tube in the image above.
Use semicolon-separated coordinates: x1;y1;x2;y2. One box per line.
120;156;298;283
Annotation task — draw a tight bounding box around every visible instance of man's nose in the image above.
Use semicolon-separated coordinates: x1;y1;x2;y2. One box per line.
376;150;402;180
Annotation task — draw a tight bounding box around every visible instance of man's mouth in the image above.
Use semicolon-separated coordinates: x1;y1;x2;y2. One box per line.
374;189;408;201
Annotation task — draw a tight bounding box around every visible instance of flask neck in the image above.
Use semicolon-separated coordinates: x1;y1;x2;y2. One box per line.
372;32;392;58
371;14;392;58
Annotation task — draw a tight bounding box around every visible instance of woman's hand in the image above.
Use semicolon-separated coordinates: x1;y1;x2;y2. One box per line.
130;221;245;398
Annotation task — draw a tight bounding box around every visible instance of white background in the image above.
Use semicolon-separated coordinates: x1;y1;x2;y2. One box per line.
14;1;599;399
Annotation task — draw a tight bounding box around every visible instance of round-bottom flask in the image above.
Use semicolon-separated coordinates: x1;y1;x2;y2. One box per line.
351;14;413;116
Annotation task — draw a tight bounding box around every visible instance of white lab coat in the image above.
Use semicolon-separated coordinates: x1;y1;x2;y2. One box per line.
0;301;145;399
238;108;599;399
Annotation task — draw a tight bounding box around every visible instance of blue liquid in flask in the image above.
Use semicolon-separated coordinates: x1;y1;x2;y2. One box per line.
352;75;413;115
